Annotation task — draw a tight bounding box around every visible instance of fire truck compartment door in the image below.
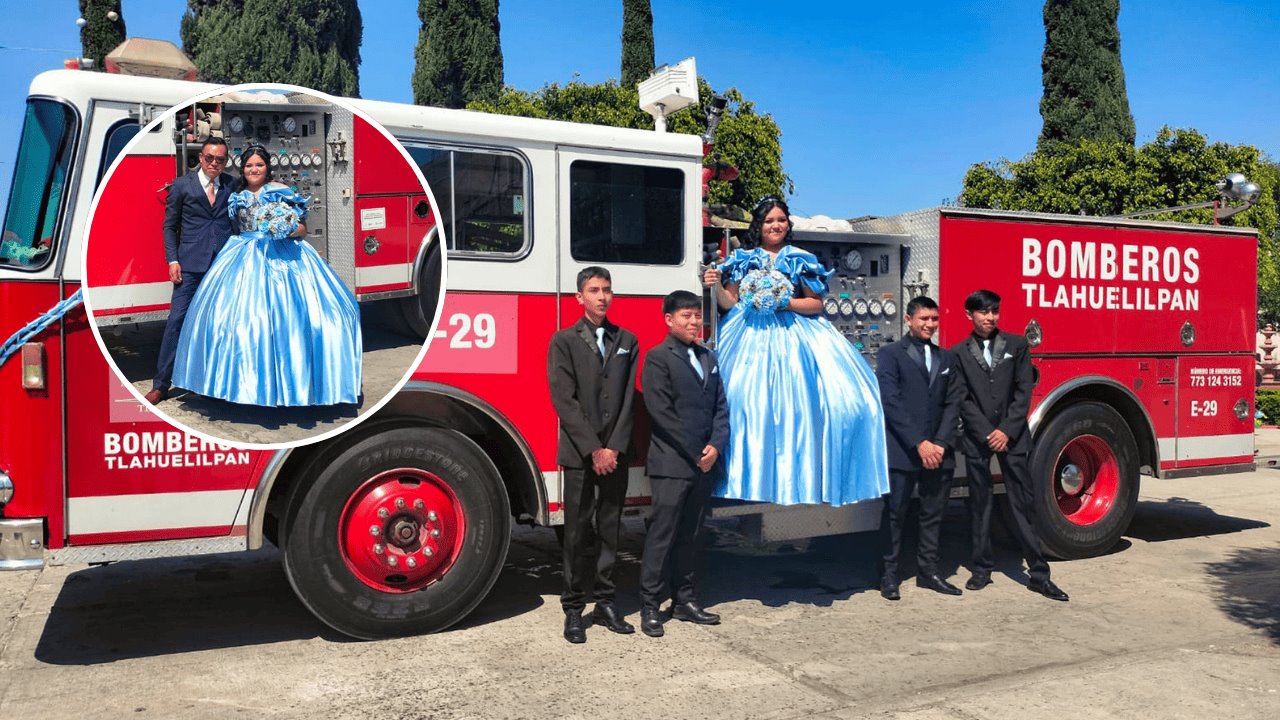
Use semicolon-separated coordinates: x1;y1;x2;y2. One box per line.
1172;355;1254;469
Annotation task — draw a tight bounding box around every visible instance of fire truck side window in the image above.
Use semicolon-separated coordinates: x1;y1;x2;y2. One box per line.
569;160;683;265
0;99;77;269
95;120;141;187
406;145;528;256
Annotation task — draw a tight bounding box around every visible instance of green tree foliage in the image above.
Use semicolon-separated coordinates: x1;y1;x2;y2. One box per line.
413;0;503;109
960;127;1280;320
621;0;654;87
180;0;362;97
470;78;792;210
79;0;126;72
1039;0;1135;148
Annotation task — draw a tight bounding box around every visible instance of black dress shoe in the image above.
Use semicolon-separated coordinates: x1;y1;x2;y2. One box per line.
965;573;992;591
591;603;635;634
1028;579;1069;602
917;574;963;596
563;611;586;644
640;608;664;637
880;576;901;601
671;601;720;625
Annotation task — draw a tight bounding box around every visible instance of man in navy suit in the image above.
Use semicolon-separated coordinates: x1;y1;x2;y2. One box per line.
952;289;1068;602
875;296;967;601
638;290;729;638
547;266;640;644
145;137;236;404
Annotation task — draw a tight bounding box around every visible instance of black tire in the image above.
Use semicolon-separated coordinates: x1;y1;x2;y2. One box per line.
398;242;443;340
281;426;510;639
1030;402;1140;559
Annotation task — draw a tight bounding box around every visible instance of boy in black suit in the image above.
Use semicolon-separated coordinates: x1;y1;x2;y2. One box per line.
952;289;1068;601
875;296;966;601
638;290;729;637
547;267;640;643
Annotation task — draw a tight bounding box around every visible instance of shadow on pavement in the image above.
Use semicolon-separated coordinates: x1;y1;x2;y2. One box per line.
1125;497;1270;543
1205;544;1280;644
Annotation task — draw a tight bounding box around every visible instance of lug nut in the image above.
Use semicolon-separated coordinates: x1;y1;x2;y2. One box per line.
395;498;406;509
414;499;425;509
424;546;434;557
427;511;438;522
430;528;440;538
406;557;418;568
373;543;384;555
369;525;380;536
377;508;389;519
387;556;398;567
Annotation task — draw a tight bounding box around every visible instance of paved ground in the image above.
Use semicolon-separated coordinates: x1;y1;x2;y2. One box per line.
99;298;425;445
2;434;1279;719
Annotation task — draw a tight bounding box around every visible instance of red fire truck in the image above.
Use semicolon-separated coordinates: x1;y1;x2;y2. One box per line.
0;68;1257;639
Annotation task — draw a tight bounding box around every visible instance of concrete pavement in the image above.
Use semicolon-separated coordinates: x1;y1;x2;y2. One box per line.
1;434;1278;718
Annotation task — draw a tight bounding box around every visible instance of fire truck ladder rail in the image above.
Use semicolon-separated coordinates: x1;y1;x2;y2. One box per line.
0;289;83;367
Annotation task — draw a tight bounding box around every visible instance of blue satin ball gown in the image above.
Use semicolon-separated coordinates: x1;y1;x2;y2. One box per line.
714;245;889;506
172;184;362;407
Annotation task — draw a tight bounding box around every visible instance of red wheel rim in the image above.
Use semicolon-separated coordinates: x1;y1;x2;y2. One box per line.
339;467;466;593
1052;434;1120;526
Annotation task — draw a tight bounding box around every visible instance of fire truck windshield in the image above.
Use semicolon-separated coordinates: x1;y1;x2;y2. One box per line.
0;99;77;271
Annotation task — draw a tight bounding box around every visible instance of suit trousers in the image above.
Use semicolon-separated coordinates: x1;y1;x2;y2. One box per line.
882;467;953;579
560;465;629;612
966;452;1050;583
153;271;204;391
640;474;715;611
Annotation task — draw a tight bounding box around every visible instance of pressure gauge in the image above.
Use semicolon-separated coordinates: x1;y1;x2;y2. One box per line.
300;154;313;167
257;125;271;142
823;296;841;316
882;299;898;317
282;115;297;134
311;153;323;166
843;249;863;272
242;122;255;139
231;154;242;168
290;153;302;167
228;115;244;134
278;154;291;168
837;297;855;317
268;154;279;167
853;298;869;316
869;299;884;316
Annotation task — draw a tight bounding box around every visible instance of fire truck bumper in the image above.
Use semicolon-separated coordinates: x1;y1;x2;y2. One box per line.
0;518;45;570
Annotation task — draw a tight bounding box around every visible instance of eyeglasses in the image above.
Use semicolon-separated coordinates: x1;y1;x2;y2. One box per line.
200;153;229;164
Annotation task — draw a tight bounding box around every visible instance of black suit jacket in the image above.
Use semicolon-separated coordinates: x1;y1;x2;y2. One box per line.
641;335;729;479
875;336;966;471
951;330;1035;457
547;316;640;468
163;170;235;273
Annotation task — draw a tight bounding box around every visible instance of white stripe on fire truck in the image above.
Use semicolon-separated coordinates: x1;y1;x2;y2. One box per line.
1157;433;1253;462
86;281;173;312
355;264;411;288
541;466;652;505
68;489;248;535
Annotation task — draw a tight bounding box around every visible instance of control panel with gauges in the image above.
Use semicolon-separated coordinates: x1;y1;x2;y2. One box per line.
791;230;908;368
206;102;330;245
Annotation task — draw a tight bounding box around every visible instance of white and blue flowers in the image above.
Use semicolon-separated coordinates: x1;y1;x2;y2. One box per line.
252;201;301;240
738;266;794;314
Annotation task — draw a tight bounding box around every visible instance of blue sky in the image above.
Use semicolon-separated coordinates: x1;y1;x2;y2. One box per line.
2;1;1277;218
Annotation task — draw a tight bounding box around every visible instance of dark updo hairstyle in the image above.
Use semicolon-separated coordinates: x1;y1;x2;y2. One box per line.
743;196;794;249
235;145;274;190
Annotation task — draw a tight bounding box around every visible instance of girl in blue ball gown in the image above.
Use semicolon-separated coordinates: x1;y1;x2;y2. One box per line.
703;197;888;506
172;145;362;407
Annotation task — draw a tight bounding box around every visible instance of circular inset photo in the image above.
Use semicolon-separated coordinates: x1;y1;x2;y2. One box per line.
83;84;446;448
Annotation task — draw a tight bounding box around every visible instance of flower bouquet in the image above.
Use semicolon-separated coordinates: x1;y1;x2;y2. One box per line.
253;201;301;240
737;267;794;313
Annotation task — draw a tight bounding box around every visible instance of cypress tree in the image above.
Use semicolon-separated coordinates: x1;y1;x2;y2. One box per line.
79;0;126;71
1038;0;1136;148
621;0;654;87
181;0;362;97
413;0;504;109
